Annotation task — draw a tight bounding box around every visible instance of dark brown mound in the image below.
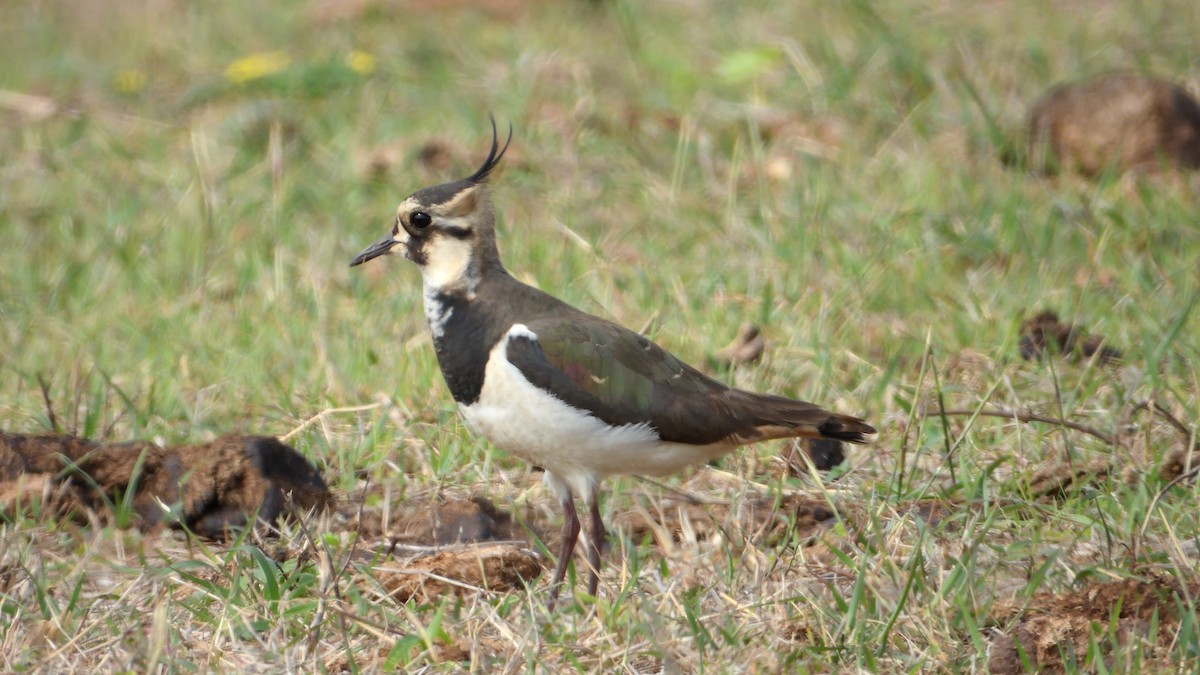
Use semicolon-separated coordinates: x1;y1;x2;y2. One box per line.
352;494;545;549
988;575;1200;674
0;432;330;538
1019;310;1122;364
343;495;545;604
374;544;543;603
0;433;100;479
1028;73;1200;176
391;496;531;546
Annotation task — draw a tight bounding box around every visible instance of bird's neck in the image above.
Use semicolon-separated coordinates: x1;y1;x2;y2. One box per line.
419;261;573;406
420;266;513;406
420;243;507;341
419;236;505;296
420;240;480;296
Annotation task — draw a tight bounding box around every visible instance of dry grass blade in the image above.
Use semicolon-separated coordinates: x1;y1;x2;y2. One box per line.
279;402;385;442
933;407;1119;447
35;375;60;433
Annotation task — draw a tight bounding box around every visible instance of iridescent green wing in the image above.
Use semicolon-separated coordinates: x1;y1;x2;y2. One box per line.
506;319;756;445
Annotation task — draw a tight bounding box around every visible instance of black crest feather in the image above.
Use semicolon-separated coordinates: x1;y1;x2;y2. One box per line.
465;114;512;184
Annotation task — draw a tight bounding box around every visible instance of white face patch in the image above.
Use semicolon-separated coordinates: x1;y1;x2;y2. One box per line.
393;222;411;242
419;235;477;294
392;199;417;248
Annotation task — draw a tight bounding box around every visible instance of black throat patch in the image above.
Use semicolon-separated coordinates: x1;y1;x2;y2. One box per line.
427;290;509;405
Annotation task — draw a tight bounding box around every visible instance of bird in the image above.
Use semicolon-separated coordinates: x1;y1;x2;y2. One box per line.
350;120;875;607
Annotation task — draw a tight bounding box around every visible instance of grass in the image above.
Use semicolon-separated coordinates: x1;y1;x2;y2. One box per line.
3;0;1200;671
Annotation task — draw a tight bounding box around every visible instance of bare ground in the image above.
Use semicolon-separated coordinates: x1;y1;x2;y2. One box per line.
3;423;1199;670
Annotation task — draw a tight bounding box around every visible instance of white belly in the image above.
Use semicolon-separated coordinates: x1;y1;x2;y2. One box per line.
459;324;730;501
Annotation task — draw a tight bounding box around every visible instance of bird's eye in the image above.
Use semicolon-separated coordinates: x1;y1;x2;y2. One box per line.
411;212;432;229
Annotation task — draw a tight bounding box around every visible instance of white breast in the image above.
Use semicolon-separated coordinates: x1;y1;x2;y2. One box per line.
459;324;730;502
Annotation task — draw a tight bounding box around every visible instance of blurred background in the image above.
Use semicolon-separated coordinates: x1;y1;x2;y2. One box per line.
3;1;1200;671
2;0;1198;463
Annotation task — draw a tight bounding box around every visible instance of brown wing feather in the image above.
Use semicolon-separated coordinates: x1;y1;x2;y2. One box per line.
507;318;875;447
723;391;875;444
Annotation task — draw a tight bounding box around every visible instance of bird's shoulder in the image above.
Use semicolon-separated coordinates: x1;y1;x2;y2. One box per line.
503;309;730;418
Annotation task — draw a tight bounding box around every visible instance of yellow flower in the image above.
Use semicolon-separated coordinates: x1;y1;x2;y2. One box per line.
113;70;146;93
346;50;376;75
225;51;291;84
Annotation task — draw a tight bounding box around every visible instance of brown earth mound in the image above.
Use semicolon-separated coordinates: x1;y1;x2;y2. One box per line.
391;496;532;546
353;495;543;549
988;575;1200;673
0;432;330;538
1028;73;1200;176
344;495;546;603
1019;310;1121;364
372;543;543;603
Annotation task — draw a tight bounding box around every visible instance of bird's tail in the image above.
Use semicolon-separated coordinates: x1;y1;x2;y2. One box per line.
729;391;875;445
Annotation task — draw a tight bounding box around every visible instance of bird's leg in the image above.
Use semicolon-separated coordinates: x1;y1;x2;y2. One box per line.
547;494;581;610
585;496;607;598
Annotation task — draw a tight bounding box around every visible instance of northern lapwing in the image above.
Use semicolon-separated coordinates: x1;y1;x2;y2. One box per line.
351;120;876;607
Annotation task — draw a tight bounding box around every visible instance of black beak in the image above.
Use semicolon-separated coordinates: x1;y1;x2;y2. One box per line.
350;235;400;267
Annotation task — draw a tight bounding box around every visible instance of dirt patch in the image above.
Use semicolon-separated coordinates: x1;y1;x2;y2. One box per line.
743;109;847;158
900;499;965;528
351;495;543;549
372;543;543;603
1027;73;1200;176
0;432;330;537
987;575;1200;673
390;496;532;546
1019;310;1122;364
341;495;547;603
355;137;469;182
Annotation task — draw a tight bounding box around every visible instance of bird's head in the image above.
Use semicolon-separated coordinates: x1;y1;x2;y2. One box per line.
351;119;512;294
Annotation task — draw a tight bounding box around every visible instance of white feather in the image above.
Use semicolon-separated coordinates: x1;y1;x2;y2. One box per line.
423;286;453;340
419;233;480;339
420;236;476;294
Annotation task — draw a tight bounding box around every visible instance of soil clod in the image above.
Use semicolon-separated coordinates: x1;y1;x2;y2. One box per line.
392;496;532;546
1027;73;1200;176
374;543;543;603
0;432;330;537
988;575;1199;674
1019;310;1122;364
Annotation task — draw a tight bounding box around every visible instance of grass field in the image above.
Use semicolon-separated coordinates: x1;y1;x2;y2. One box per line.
3;0;1200;671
